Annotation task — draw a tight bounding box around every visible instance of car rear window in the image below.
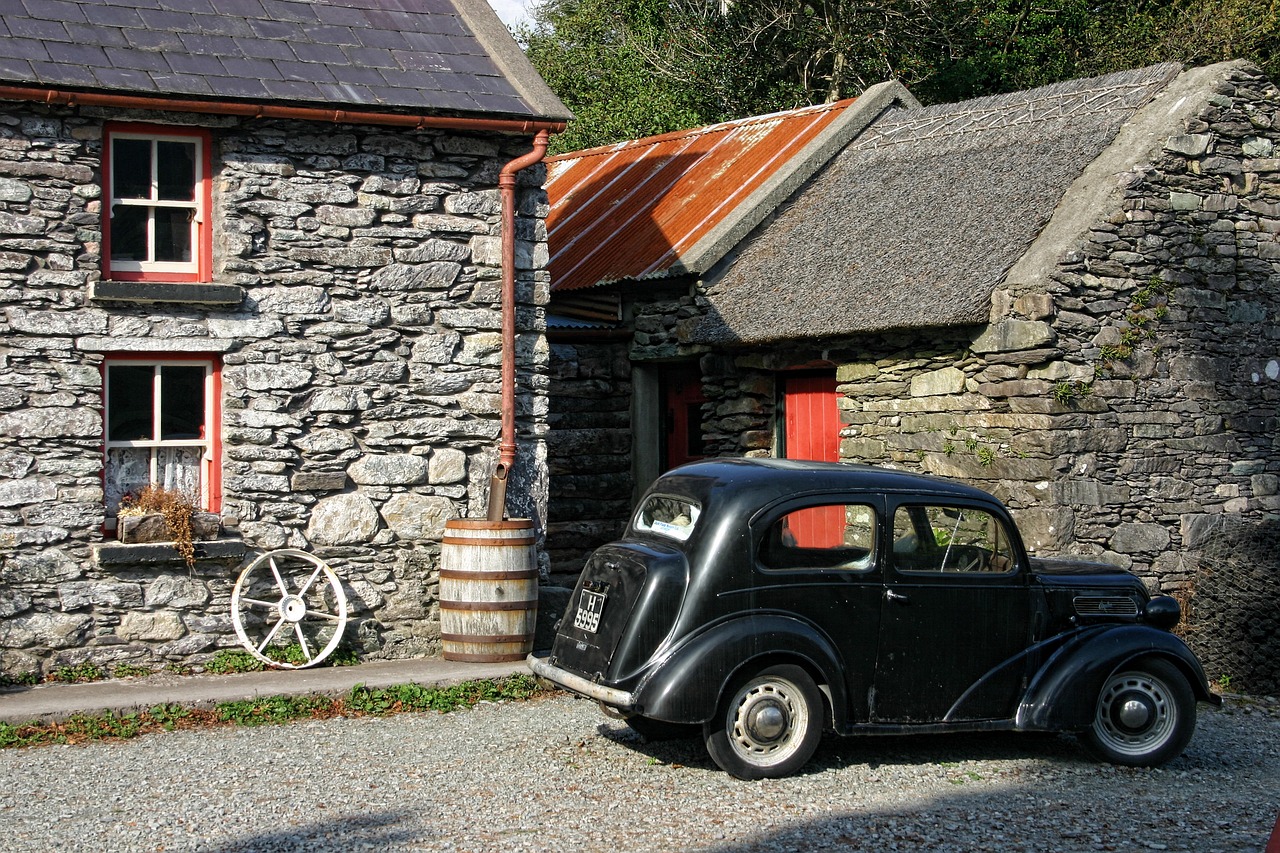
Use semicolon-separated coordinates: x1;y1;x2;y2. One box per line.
759;503;877;572
634;495;701;542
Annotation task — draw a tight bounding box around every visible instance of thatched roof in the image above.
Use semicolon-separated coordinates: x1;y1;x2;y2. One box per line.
692;64;1182;345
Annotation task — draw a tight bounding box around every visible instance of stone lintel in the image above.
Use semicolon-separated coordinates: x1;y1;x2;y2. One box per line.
77;336;237;353
89;281;245;305
92;539;247;566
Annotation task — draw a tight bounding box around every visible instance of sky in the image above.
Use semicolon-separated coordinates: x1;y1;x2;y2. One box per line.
487;0;532;31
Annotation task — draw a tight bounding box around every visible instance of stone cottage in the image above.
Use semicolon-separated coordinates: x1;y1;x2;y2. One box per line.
0;0;571;679
545;62;1279;692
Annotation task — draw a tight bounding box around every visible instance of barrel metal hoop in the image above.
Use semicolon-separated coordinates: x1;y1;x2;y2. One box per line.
444;520;533;531
439;599;536;612
441;536;536;547
438;650;527;663
439;569;538;581
441;632;531;643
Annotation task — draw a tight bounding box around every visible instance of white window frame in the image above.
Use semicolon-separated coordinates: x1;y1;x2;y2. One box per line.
106;129;205;278
103;358;218;525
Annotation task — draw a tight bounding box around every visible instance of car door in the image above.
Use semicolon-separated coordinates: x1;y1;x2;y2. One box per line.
753;495;884;724
870;499;1032;723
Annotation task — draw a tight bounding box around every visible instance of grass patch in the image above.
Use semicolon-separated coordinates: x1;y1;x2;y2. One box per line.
0;675;548;749
204;645;361;675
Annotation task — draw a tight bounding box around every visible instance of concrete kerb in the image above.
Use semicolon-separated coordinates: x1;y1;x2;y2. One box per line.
0;658;528;725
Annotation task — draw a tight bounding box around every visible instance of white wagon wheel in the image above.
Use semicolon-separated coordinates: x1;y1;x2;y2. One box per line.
230;548;348;669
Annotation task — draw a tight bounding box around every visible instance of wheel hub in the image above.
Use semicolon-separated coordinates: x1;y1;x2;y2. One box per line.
1117;696;1153;731
745;699;788;743
278;595;307;623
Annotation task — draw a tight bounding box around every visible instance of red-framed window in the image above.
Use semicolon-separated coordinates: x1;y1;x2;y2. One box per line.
103;123;212;282
102;355;222;526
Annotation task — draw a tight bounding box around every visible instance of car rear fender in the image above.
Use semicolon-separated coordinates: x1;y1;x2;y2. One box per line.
633;613;846;726
1016;625;1219;731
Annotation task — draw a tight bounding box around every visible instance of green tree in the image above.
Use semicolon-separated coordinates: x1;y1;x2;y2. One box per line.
526;0;1280;152
522;0;709;153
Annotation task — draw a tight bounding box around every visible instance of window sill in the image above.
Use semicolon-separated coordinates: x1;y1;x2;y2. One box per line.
92;538;247;567
90;280;244;306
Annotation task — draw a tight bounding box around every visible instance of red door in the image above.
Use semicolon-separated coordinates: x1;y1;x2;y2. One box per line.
663;364;706;471
782;372;841;546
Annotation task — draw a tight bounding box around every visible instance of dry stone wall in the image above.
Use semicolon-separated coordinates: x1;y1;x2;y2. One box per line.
0;103;551;679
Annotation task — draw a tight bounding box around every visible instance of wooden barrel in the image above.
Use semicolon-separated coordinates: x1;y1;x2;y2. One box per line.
439;518;538;662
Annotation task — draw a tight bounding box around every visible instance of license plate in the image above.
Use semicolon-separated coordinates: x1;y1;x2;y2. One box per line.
573;589;606;634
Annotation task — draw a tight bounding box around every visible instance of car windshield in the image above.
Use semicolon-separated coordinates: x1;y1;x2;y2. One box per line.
634;495;701;542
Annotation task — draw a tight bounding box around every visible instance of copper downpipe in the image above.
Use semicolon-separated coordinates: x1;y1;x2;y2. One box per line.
487;129;552;521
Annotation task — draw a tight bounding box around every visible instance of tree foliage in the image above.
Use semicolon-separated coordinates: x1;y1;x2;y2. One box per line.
524;0;1280;152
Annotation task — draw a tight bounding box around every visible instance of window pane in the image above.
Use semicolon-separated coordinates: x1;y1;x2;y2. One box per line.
105;447;152;513
160;366;205;439
107;365;155;441
760;504;875;571
893;505;1013;573
157;140;196;201
634;495;700;542
112;138;151;199
153;207;193;262
156;445;201;498
110;205;149;261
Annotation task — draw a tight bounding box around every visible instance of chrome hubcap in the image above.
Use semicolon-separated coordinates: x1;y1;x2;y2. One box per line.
1118;698;1152;730
745;701;787;743
1095;671;1175;757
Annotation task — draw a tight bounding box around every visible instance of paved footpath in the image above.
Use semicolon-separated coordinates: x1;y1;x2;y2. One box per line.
0;657;526;724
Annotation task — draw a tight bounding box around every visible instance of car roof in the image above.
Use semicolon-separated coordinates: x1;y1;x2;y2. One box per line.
653;457;999;506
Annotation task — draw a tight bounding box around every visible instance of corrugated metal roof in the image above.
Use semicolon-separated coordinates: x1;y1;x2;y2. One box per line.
546;99;858;292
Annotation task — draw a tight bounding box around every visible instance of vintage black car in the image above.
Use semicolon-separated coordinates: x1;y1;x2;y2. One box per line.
529;458;1220;779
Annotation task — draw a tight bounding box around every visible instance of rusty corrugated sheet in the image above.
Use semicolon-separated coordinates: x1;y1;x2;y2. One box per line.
547;100;855;292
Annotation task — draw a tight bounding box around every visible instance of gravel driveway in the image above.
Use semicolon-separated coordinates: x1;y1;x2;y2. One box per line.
0;692;1275;852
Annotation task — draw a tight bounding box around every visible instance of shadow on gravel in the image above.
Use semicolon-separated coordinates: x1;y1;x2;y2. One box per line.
194;812;415;852
597;719;1090;777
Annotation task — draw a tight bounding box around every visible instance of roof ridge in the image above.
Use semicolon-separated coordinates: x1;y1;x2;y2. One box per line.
548;99;856;163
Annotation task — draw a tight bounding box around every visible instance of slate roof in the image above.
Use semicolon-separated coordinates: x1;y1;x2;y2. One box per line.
0;0;570;121
694;64;1181;345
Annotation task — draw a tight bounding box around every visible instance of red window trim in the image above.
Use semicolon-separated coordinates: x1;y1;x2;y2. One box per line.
102;122;213;284
100;353;223;517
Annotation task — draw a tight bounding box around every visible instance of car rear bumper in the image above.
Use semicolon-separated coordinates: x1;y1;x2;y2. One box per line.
526;653;636;711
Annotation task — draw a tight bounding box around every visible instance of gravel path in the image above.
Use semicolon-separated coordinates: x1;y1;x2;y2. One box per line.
0;693;1275;852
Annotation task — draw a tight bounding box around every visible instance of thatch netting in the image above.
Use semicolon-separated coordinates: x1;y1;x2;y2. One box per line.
1180;517;1280;696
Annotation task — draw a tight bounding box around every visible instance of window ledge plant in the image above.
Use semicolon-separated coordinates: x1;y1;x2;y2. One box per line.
116;485;219;567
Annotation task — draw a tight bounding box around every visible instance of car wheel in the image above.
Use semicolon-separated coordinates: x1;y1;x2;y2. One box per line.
624;715;699;742
703;664;823;780
1081;658;1196;767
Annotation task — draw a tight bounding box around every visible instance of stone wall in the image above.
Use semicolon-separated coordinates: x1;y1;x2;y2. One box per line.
0;102;551;679
549;65;1278;691
544;337;632;581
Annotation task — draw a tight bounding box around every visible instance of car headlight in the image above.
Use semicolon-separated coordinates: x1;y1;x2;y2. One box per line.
1142;595;1181;631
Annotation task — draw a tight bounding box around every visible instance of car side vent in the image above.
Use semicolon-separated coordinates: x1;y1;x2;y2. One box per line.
1073;596;1139;617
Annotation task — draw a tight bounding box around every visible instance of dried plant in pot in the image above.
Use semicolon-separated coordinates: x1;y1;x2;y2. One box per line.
116;485;219;567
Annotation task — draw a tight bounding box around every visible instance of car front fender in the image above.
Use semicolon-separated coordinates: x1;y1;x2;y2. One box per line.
632;612;846;726
1016;624;1220;732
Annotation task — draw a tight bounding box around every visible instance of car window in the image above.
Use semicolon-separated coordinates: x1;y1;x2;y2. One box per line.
759;503;876;571
634;495;701;542
892;504;1015;574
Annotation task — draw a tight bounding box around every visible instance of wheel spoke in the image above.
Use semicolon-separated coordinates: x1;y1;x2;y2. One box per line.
295;563;325;598
293;623;314;662
267;555;289;595
302;609;343;622
239;597;279;609
255;617;287;654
